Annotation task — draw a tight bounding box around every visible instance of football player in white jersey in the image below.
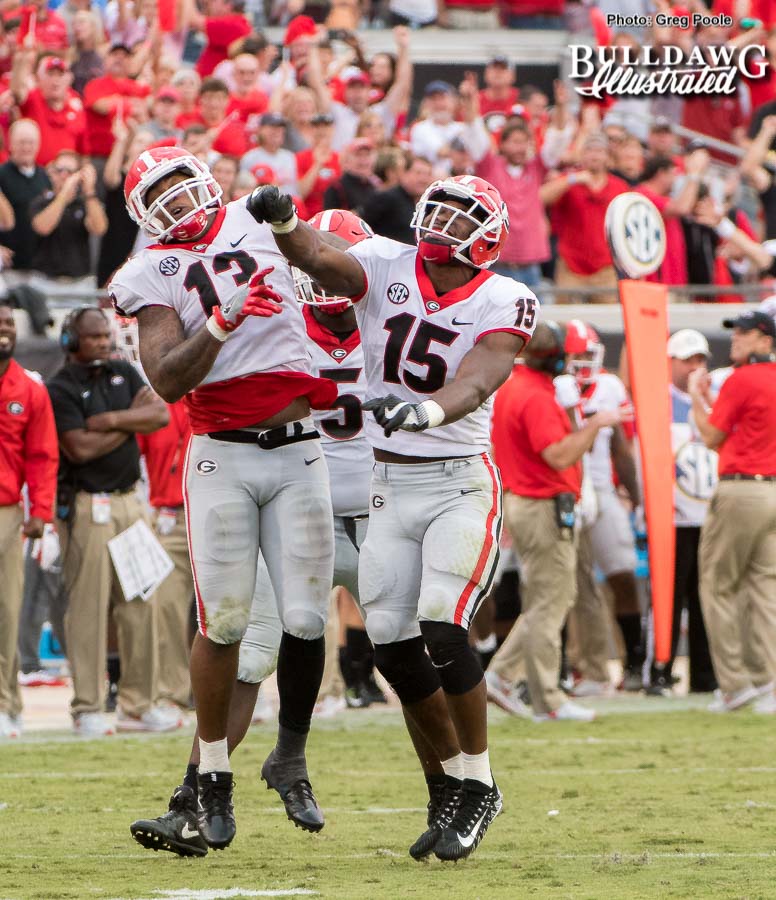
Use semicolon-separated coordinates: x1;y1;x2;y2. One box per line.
248;174;539;861
110;147;339;849
564;321;644;691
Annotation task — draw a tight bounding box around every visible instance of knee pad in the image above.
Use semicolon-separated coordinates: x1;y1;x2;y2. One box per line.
373;636;440;706
237;641;279;685
202;605;250;645
281;607;326;641
420;620;483;695
364;609;407;646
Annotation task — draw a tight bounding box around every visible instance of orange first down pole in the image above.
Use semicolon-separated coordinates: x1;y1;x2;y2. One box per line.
619;280;675;664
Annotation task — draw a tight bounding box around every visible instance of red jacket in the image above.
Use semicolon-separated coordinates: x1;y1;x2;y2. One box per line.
0;359;58;520
136;400;191;508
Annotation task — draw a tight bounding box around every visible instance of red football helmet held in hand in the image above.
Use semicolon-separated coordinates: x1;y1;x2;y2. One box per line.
124;147;222;242
293;208;373;315
410;175;509;270
565;319;604;386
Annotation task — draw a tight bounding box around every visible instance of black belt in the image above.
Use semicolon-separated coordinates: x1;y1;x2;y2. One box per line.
207;421;319;450
720;474;776;482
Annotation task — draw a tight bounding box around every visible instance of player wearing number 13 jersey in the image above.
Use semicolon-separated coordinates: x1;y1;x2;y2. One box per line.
110;147;338;850
248;174;540;862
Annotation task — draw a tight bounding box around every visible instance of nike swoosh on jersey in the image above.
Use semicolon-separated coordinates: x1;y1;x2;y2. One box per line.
460;488;481;495
304;457;320;466
456;810;488;848
452;317;473;326
181;823;200;839
230;234;248;247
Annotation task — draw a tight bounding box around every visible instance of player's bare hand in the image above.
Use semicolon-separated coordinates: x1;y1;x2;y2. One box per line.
22;516;45;539
363;395;433;437
246;185;295;226
591;408;622;429
687;366;711;399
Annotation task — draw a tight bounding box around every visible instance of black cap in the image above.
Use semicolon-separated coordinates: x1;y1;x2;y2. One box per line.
722;310;776;338
259;112;287;127
310;113;335;125
650;116;672;132
488;55;511;67
109;42;132;54
424;80;455;97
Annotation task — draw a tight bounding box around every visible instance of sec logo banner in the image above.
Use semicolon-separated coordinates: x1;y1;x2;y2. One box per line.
605;193;666;279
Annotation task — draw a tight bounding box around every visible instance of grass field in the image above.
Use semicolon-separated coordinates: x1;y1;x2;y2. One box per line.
2;697;776;900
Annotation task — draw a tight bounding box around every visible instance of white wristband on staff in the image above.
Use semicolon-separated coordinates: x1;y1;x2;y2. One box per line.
271;212;299;234
715;217;736;240
420;399;445;428
206;316;230;342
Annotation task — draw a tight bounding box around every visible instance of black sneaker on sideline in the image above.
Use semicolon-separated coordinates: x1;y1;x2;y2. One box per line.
130;784;208;858
197;771;235;850
409;776;462;860
434;778;502;862
345;686;369;709
361;674;388;704
261;752;325;833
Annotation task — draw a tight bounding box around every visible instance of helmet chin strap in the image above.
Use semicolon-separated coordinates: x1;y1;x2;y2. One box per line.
417;238;457;265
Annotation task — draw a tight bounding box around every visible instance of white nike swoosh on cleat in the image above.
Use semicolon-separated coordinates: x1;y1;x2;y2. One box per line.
181;823;200;839
457;810;487;848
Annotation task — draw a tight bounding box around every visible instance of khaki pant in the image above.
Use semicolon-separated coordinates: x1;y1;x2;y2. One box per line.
319;588;344;700
153;508;193;709
448;7;500;28
555;257;618;304
700;480;776;694
57;491;159;718
489;494;577;715
0;505;23;717
567;525;610;683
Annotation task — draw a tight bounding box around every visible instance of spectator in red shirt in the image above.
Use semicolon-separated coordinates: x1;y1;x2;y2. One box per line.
488;323;620;721
689;311;776;710
225;52;268;141
171;67;201;125
504;0;564;29
192;77;249;158
635;149;710;286
478;56;519;128
11;51;86;165
83;43;152;158
17;0;69;52
146;86;183;142
136;400;194;711
183;0;251;79
296;112;339;217
0;302;58;738
542;133;628;303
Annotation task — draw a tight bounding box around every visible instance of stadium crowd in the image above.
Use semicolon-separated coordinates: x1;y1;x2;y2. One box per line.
0;0;773;760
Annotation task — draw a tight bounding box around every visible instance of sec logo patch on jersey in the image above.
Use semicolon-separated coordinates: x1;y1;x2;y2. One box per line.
387;283;409;305
159;256;180;276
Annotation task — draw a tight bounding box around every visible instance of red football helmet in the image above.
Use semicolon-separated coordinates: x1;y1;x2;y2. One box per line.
565;319;604;386
293;209;373;314
410;175;509;269
124;146;222;242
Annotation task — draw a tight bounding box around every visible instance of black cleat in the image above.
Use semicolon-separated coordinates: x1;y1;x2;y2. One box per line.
130;784;208;858
434;777;502;862
361;674;388;705
345;686;369;709
409;776;462;861
197;771;235;850
261;751;324;833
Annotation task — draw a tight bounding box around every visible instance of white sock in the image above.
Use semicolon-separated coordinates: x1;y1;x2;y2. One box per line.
198;737;230;774
440;753;465;782
462;750;493;787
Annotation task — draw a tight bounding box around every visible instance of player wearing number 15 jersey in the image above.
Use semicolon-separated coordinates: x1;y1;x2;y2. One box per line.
248;175;540;862
110;147;338;850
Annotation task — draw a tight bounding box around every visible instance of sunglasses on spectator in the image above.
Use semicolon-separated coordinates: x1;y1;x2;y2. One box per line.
53;166;79;175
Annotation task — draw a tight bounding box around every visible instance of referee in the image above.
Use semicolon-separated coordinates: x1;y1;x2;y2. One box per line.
688;311;776;713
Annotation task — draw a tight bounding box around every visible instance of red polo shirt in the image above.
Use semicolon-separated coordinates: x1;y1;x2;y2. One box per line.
478;88;520;120
84;76;152;157
295;148;340;217
636;184;688;286
0;359;58;520
184;112;249;157
196;14;252;78
491;365;582;499
551;174;628;275
20;88;86;166
710;361;776;476
136;400;191;508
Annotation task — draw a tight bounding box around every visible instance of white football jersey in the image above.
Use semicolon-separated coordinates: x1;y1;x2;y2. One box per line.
109;200;312;386
580;372;629;490
304;307;371;517
347;236;539;457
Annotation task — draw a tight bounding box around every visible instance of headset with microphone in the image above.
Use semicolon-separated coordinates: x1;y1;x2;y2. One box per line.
59;306;107;354
540;320;568;376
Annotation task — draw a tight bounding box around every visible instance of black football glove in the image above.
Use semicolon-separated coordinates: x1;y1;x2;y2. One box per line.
246;185;296;227
362;395;432;437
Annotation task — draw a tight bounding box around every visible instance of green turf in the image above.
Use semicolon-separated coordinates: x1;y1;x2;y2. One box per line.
2;700;776;900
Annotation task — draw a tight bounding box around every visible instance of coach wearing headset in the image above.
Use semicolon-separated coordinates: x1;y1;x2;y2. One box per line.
46;306;174;737
489;322;622;721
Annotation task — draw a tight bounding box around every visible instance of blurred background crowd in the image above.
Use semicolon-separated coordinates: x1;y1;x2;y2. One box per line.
1;0;776;737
